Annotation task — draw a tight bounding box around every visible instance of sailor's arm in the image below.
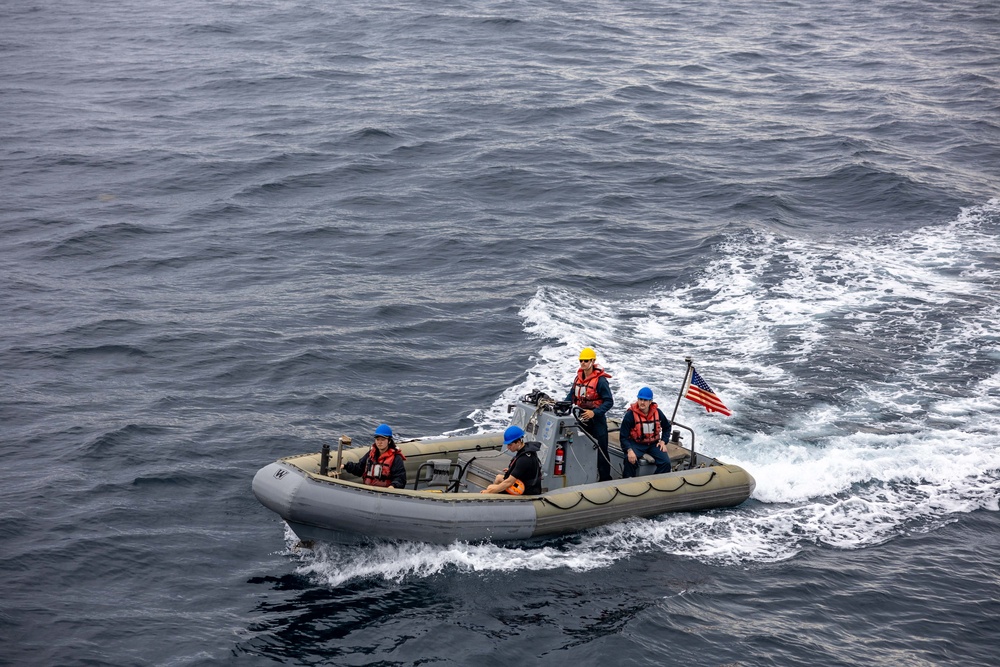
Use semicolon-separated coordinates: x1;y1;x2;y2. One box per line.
389;457;407;489
482;475;519;494
656;409;672;451
618;412;641;464
341;452;368;476
593;377;614;417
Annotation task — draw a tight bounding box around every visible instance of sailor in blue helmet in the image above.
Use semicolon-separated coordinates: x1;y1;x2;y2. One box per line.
619;387;672;478
481;425;542;495
341;423;407;488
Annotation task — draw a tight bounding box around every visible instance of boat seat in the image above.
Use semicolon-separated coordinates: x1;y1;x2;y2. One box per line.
456;449;509;492
612;429;689;465
413;458;462;490
638;442;691;467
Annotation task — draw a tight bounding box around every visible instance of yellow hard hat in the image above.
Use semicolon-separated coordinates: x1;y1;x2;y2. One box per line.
579;347;597;361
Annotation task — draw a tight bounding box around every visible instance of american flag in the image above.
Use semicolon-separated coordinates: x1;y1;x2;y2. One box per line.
684;368;732;416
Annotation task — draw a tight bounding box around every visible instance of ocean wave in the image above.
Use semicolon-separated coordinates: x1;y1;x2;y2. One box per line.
37;222;167;260
81;423;172;457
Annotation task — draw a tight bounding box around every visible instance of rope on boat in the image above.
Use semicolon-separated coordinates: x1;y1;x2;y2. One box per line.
538;470;717;510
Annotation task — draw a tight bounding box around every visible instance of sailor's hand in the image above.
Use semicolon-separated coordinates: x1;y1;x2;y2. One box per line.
581;409;594;421
627;450;637;464
657;441;668;452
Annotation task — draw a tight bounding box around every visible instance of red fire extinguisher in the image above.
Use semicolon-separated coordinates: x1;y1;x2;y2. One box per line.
554;444;565;476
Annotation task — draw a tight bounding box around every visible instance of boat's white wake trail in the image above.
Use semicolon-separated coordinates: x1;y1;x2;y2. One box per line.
294;200;1000;584
284;525;618;586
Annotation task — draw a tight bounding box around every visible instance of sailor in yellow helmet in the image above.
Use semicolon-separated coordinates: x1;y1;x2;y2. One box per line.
567;347;615;481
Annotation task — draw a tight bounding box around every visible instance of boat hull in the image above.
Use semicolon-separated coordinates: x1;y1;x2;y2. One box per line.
252;457;754;545
252;395;755;544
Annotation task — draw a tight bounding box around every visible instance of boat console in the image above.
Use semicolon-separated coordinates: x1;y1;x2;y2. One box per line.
459;391;599;493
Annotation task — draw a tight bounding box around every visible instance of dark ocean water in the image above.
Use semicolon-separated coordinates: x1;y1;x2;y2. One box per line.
2;0;999;664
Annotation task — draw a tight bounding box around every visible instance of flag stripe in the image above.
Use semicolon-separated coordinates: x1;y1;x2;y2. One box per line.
685;387;732;415
683;368;732;416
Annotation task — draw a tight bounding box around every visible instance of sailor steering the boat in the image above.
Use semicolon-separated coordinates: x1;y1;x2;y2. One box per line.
567;347;615;481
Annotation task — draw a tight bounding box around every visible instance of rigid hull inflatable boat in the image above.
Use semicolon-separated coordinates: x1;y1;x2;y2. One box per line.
252;391;755;545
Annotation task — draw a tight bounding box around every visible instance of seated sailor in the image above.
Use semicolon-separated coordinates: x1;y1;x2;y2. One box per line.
619;387;672;478
481;425;542;495
341;423;407;488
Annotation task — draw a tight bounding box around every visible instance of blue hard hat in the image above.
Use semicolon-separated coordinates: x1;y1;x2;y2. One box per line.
637;387;654;400
503;425;526;445
374;424;393;438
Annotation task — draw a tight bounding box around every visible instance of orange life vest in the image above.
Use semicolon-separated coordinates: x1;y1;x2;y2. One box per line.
361;445;405;487
629;401;662;445
571;366;612;410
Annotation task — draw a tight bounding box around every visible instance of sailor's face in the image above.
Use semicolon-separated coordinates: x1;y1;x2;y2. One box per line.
637;398;652;411
507;438;524;452
374;435;390;453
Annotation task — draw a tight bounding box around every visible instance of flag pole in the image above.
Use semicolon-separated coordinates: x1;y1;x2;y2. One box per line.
670;357;694;424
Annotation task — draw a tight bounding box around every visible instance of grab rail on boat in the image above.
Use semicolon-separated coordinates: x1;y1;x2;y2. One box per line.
670;421;696;469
